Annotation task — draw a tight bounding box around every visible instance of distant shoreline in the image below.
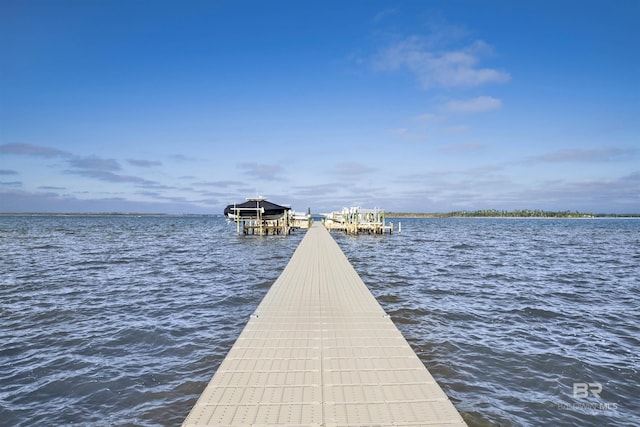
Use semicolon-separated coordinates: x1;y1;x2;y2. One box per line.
386;215;640;219
386;211;640;218
0;213;218;217
1;212;638;218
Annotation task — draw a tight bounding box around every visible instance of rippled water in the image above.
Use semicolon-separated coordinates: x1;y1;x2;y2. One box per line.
1;216;638;426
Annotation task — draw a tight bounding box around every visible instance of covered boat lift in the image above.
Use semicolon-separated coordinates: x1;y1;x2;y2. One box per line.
223;197;292;235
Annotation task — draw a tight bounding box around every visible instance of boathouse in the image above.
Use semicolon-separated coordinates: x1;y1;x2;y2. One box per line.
323;206;393;235
224;197;292;235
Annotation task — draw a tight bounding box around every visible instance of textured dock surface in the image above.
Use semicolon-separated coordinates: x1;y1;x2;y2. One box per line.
183;222;467;426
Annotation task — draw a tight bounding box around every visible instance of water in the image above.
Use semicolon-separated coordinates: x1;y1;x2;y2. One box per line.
1;216;638;426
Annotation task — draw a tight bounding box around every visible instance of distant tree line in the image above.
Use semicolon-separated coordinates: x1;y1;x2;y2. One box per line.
386;210;640;218
445;209;592;218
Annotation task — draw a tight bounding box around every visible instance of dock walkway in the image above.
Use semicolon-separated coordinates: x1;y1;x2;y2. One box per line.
183;223;466;426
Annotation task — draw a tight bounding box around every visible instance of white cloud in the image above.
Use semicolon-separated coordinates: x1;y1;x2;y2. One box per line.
331;162;377;176
414;113;440;123
438;142;485;153
442;125;469;133
387;127;428;142
526;147;637;164
127;159;163;167
0;143;70;158
238;162;285;181
372;8;397;23
69;156;121;171
441;96;502;113
374;36;510;89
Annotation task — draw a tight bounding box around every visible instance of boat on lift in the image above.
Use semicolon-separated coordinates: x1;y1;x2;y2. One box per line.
223;197;291;221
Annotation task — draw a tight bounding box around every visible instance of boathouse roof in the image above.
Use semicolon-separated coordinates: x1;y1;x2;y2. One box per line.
223;199;291;218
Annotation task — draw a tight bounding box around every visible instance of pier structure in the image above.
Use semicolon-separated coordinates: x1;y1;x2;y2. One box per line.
225;198;293;236
290;211;312;229
324;206;393;235
182;222;466;426
232;213;292;236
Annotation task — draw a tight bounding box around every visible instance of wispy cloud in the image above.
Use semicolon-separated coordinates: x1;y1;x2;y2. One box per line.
391;166;640;212
374;37;510;89
331;162;377;176
2;143;124;172
38;185;66;190
127;159;162;167
65;157;170;189
192;180;244;188
0;188;214;214
527;147;636;164
442;125;469;133
292;183;340;197
372;8;397;23
414;113;441;124
0;143;71;158
66;169;149;183
69;156;121;171
505;172;640;211
170;154;199;162
388;127;428;142
438;142;485;153
2;143;174;191
238;162;285;181
0;169;19;175
441;96;502;113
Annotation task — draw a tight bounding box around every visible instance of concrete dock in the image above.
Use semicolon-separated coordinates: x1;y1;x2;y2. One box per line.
183;222;467;426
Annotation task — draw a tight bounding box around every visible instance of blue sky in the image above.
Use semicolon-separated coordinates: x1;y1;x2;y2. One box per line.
1;0;638;214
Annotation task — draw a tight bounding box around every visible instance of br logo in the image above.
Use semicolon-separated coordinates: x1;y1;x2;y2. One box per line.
573;382;602;399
